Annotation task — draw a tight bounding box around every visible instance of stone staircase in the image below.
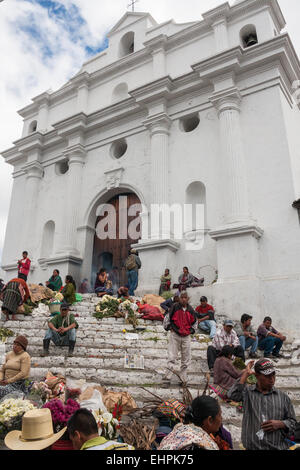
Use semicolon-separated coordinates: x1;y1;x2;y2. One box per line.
1;293;300;446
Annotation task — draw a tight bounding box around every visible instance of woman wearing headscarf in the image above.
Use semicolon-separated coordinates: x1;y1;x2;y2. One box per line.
159;396;232;450
0;335;31;399
0;278;30;321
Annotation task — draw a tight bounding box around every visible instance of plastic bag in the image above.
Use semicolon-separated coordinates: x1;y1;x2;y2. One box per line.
79;389;107;413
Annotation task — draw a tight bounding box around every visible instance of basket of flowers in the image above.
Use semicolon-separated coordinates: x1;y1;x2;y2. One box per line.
49;293;64;315
0;396;36;440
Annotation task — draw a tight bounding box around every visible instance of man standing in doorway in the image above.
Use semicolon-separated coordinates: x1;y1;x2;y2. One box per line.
124;249;141;296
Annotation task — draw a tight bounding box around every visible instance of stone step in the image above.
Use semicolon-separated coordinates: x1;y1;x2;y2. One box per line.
27;351;298;372
27;363;300;390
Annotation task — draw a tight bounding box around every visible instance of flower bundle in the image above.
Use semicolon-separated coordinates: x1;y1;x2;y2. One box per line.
94;295;120;319
119;300;139;328
92;409;120;440
49;292;64;303
112;399;123;421
42;399;80;432
0;398;36;438
30;381;52;402
0;328;14;343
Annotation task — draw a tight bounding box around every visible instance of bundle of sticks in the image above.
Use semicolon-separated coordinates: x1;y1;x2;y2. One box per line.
119;419;157;450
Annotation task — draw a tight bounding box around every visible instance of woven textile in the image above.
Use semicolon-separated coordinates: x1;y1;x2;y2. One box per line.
157;400;186;421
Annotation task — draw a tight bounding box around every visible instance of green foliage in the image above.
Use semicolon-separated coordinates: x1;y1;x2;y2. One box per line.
0;328;14;342
161;291;174;300
233;357;246;370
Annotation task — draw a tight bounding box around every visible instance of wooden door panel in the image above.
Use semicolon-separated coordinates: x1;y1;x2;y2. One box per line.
92;193;141;286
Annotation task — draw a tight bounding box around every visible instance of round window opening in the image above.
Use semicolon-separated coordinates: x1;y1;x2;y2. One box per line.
180;114;200;133
56;160;69;175
111;139;128;159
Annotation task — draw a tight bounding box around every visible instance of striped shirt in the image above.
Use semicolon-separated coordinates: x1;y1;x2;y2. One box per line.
227;383;297;450
212;328;240;351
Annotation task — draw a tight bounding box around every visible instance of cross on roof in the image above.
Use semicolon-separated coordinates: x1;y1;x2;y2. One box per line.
127;0;139;12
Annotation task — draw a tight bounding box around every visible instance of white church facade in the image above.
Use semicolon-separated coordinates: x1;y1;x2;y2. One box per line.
2;0;300;334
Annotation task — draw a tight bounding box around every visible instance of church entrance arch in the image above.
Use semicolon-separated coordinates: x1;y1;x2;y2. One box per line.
91;192;142;288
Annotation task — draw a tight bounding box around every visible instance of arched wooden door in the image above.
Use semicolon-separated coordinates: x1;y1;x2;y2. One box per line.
92;193;141;287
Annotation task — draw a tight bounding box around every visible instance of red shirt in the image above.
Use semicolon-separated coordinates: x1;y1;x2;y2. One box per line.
18;258;31;276
196;304;215;321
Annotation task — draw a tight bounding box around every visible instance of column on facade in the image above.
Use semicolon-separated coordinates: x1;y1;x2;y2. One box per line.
77;82;89;114
37;102;49;133
211;88;250;225
73;73;90;114
209;87;263;282
143;112;171;239
212;17;229;53
23;161;44;255
60;145;86;255
144;35;167;81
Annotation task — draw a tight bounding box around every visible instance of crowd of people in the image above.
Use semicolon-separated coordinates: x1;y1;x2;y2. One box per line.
0;252;299;451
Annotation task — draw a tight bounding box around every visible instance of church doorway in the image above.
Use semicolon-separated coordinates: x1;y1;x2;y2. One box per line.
91;192;141;288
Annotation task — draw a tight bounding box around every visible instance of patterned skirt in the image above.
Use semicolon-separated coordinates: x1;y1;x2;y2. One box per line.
0;380;26;400
1;282;21;315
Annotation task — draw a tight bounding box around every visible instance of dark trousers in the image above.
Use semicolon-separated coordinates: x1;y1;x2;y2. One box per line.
207;345;245;370
258;337;283;356
18;273;27;282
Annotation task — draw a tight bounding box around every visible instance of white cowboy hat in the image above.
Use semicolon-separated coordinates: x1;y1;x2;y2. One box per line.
5;408;67;451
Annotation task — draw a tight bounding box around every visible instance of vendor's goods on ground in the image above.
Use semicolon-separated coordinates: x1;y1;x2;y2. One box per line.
0;396;36;439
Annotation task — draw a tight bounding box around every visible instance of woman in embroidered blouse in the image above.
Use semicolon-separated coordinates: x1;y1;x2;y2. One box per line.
159;396;231;451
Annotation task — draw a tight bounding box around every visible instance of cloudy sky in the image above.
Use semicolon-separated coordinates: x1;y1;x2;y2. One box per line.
0;0;300;271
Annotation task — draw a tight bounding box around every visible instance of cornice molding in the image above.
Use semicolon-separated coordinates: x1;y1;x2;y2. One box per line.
210;223;264;241
130;76;174;105
132;239;180;253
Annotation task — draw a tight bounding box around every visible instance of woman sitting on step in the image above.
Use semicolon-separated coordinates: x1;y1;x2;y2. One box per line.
210;345;243;400
159;396;232;450
61;275;77;305
0;335;31;399
94;269;113;298
0;278;30;321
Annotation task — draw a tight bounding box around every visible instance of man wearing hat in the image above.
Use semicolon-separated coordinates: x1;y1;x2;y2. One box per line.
5;408;66;450
42;302;78;357
207;319;245;373
227;359;297;450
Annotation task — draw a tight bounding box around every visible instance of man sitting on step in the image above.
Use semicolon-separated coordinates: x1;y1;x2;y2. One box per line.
42;302;78;357
257;316;286;359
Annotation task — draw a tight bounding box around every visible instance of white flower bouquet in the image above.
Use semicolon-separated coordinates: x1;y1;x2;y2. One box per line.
0;397;36;438
94;295;120;319
92;409;120;440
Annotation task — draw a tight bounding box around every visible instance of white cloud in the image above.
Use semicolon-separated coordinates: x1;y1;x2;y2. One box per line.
0;0;300;270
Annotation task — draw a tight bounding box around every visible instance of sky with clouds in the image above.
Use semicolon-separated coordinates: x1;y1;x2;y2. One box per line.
0;0;300;274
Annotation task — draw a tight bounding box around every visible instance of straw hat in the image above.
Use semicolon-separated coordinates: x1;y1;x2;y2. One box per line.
5;408;67;450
